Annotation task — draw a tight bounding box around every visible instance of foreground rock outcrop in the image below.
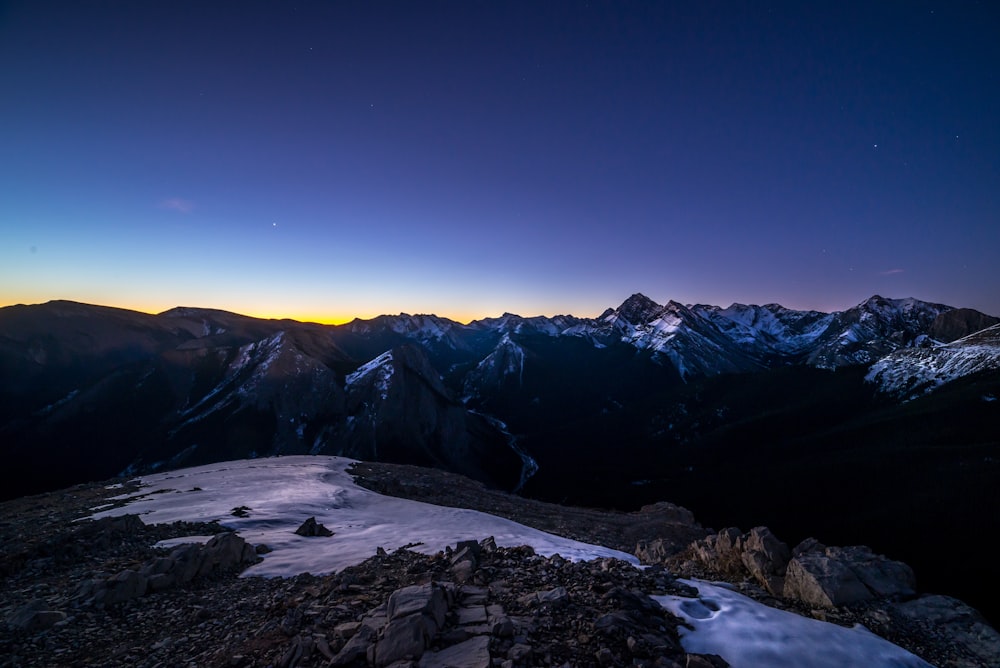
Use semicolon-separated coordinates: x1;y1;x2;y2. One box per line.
2;465;998;667
74;531;260;607
659;525;1000;668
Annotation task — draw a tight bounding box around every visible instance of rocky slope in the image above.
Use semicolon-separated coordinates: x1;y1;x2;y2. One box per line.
2;462;997;667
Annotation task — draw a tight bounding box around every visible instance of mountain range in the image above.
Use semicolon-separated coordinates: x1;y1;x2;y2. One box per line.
2;293;999;623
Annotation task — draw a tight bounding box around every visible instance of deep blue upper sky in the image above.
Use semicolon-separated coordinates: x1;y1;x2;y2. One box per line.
2;1;998;321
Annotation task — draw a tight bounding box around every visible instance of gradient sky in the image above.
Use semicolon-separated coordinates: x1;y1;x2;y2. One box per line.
2;1;998;323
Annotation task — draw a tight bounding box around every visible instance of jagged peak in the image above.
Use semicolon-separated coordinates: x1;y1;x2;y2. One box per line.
614;293;664;324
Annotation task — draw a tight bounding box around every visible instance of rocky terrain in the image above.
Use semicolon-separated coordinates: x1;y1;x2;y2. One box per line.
2;462;998;667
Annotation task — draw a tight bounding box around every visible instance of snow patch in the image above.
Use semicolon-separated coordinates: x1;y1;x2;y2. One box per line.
89;456;632;577
655;579;933;668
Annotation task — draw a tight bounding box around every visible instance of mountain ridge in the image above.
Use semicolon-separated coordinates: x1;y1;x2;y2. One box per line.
3;292;999;627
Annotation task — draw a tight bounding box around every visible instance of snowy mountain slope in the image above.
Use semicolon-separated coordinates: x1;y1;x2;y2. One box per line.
595;295;765;378
694;302;835;358
866;324;1000;399
343;313;470;352
469;312;589;337
806;295;952;369
89;455;933;668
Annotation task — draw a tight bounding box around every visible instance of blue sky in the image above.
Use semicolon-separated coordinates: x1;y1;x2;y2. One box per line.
2;1;998;322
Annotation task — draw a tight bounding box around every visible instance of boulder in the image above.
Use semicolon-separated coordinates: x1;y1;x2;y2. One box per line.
294;516;333;537
387;583;449;629
375;613;431;666
689;527;743;574
826;546;915;598
740;526;790;595
103;569;148;605
635;538;672;565
77;532;258;607
783;544;916;609
330;622;379;666
783;552;872;608
536;586;570;608
7;600;66;631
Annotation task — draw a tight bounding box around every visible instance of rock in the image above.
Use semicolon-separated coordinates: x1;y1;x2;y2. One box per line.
638;501;698;526
536;586;569;608
74;532;259;608
7;600;66;631
294;517;333;537
146;572;176;593
103;569;148;605
740;526;790;595
330;622;380;666
387;583;448;629
893;595;1000;667
376;613;431;666
714;527;743;556
418;635;490;668
456;606;487;625
507;642;532;661
334;621;362;638
200;532;259;574
169;543;205;583
454;539;482;559
783;544;915;609
635;538;672;564
450;559;475;583
791;537;825;556
826;546;915;598
783;552;871;608
491;616;515;638
688;528;743;574
363;582;455;666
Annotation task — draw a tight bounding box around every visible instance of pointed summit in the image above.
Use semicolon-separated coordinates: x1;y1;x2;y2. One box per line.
615;293;663;325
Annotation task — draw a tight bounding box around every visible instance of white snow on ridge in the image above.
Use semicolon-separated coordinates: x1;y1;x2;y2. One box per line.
88;456;934;668
866;324;1000;398
346;350;395;399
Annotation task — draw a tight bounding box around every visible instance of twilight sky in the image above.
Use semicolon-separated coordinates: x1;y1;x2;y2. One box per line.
2;1;998;323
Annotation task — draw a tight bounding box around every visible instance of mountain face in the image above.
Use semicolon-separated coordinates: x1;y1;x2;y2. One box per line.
334;344;524;487
804;296;953;368
0;303;521;498
2;292;999;625
2;293;996;498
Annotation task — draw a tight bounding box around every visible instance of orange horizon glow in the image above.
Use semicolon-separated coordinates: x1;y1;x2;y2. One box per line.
0;297;509;327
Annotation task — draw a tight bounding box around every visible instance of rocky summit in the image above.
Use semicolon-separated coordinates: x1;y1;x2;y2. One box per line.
2;461;999;667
